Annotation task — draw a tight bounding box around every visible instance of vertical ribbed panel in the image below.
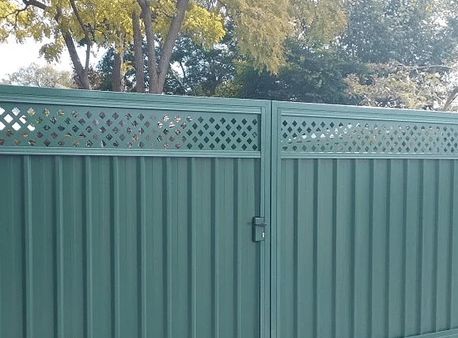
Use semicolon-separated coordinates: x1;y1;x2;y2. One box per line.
278;158;458;338
59;156;85;337
0;155;24;338
0;155;261;338
452;162;458;326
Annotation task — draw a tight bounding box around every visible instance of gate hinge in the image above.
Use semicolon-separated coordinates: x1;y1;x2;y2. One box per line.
252;217;266;242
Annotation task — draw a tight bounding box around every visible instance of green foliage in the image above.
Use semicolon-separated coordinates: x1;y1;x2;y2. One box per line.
339;0;458;110
165;31;236;95
340;0;458;66
97;31;236;95
289;0;347;41
1;62;76;88
0;0;49;43
219;0;348;74
0;0;349;91
216;39;363;104
345;62;448;109
221;0;292;73
97;45;137;91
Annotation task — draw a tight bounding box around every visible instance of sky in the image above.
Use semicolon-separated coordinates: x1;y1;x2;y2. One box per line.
0;37;103;80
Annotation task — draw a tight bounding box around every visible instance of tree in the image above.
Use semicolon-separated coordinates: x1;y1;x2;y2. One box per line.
0;0;223;91
340;0;458;65
165;34;236;95
216;38;363;104
1;62;76;88
345;62;448;109
0;0;348;94
97;27;237;95
339;0;458;110
97;46;135;92
0;0;130;89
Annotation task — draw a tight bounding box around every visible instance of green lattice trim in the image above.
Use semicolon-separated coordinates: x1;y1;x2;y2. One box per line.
281;116;458;155
0;104;261;152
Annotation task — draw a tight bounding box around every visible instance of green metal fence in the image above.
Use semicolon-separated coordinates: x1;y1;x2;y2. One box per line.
271;102;458;338
1;85;458;338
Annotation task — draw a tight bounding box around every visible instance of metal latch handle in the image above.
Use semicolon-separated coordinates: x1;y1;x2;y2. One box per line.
252;217;266;242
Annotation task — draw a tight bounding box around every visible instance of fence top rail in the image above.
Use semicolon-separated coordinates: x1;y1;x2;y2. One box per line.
0;84;269;114
2;84;457;123
273;100;458;125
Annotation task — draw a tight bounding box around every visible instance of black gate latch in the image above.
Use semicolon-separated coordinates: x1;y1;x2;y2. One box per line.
252;217;266;242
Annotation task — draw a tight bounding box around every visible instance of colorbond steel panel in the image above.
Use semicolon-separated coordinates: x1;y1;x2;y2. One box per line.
0;86;270;338
277;157;458;338
5;86;458;338
273;101;458;338
0;155;263;338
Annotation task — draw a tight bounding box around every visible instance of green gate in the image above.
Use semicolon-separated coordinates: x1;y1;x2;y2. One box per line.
272;102;458;338
2;85;458;338
0;86;271;338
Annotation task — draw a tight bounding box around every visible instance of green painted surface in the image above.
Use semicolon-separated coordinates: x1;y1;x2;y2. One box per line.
0;155;263;338
3;86;458;338
273;100;458;338
0;86;270;338
276;158;458;338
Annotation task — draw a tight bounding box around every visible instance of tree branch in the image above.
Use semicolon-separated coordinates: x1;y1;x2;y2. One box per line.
179;61;187;82
132;10;145;92
156;0;189;92
10;0;90;89
62;33;91;89
69;0;91;70
137;0;159;93
443;86;458;111
112;43;124;92
1;1;41;29
23;0;47;11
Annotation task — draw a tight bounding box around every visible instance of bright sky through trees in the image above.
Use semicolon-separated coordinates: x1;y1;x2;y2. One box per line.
0;37;103;79
0;38;63;78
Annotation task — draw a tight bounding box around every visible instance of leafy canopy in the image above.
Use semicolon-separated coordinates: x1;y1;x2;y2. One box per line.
1;62;76;88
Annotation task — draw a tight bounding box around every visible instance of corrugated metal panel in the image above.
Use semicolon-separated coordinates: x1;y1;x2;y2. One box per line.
0;86;271;338
0;155;262;338
5;86;458;338
277;158;458;338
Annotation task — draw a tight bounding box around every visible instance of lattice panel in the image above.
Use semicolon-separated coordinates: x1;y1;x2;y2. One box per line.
281;116;458;155
0;105;260;151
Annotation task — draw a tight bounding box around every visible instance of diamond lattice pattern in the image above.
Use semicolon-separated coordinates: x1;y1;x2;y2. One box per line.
0;105;260;151
281;116;458;155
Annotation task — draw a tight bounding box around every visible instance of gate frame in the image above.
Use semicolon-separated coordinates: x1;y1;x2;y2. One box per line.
270;99;458;338
0;84;272;338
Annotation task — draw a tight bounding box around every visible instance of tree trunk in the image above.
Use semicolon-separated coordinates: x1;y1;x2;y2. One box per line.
68;0;92;90
138;0;159;93
156;0;189;92
63;34;91;89
23;1;92;90
132;11;145;93
443;86;458;111
112;50;124;92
